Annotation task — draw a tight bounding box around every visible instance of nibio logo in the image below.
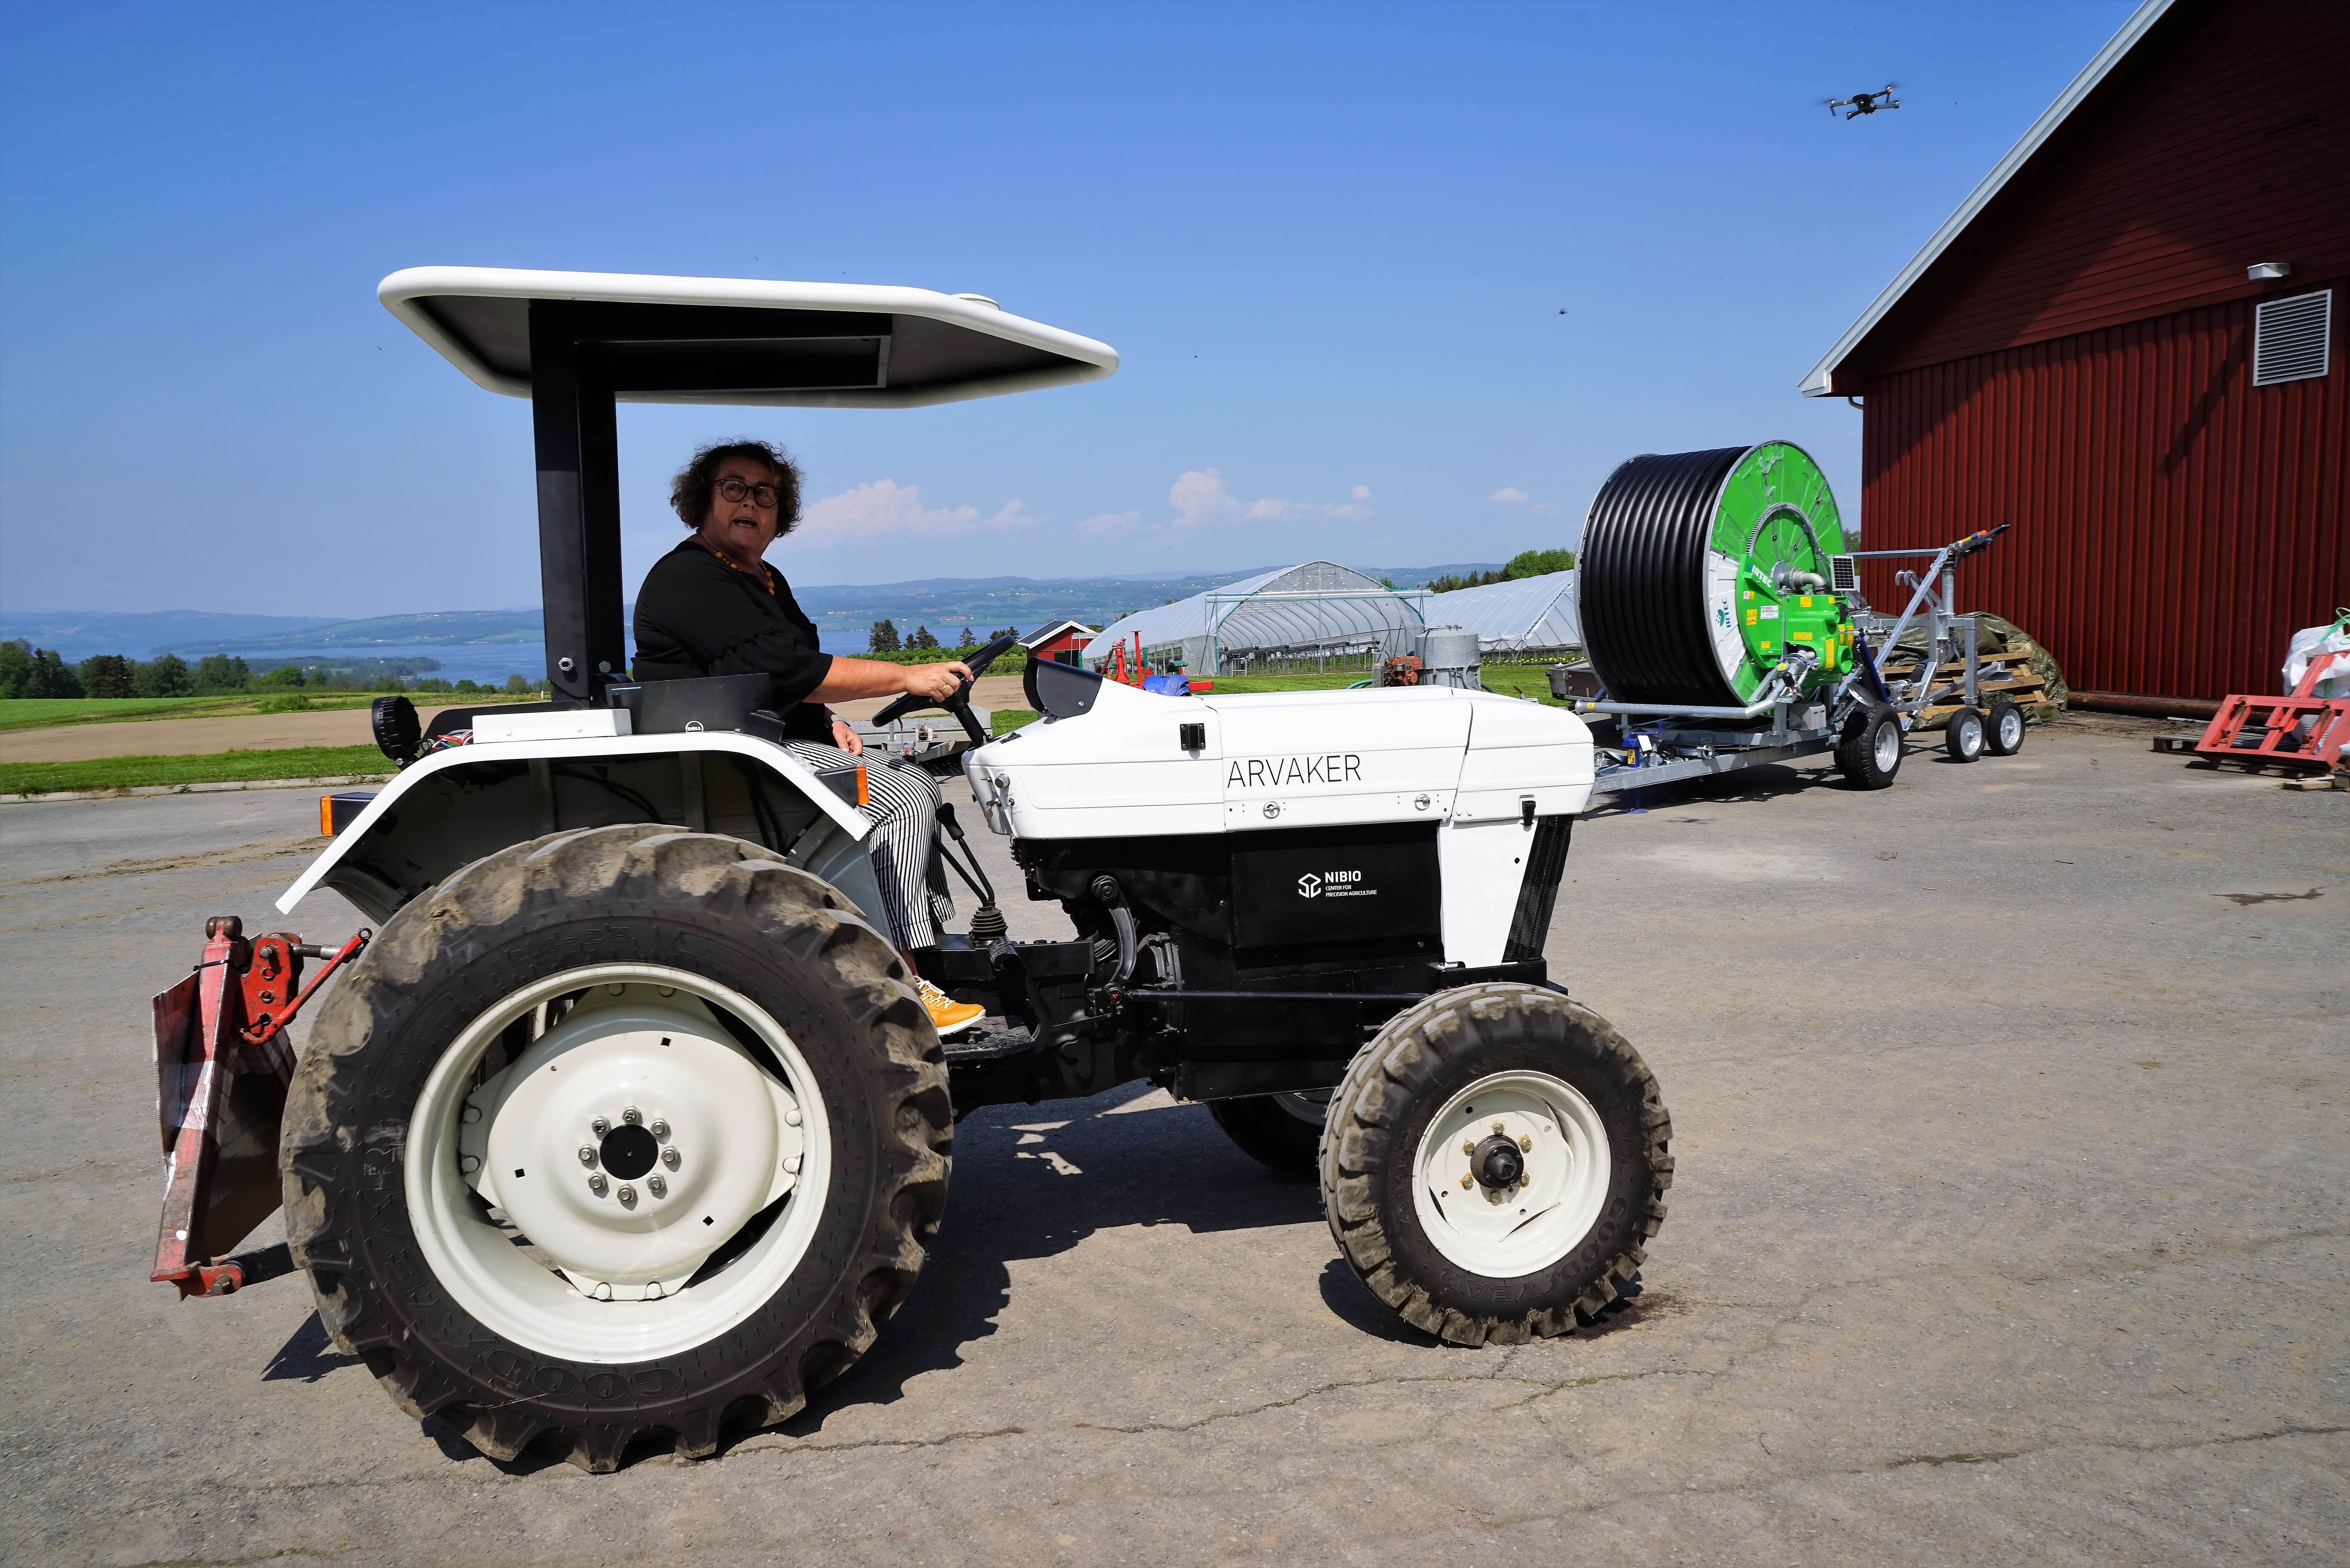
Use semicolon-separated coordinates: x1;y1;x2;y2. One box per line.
1297;873;1322;898
1298;870;1365;899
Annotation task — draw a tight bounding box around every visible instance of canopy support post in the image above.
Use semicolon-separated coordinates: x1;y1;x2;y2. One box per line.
529;302;626;704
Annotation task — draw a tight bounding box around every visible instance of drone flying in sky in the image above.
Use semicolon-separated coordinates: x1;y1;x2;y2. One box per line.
1827;85;1901;120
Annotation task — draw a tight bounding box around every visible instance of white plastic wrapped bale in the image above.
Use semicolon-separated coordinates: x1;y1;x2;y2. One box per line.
2283;613;2350;697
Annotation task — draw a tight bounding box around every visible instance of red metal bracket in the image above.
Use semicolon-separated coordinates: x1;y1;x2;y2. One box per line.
150;918;368;1299
2194;650;2350;772
241;929;368;1047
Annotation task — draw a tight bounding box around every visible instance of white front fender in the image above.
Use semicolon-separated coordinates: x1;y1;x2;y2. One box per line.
277;731;869;915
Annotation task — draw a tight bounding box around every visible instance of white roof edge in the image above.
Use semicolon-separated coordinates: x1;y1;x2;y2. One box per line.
377;265;1119;401
1799;0;2176;396
1021;617;1096;642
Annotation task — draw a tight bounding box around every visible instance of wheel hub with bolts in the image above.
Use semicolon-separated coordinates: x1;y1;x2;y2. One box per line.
1471;1130;1527;1189
447;975;813;1312
1414;1069;1613;1276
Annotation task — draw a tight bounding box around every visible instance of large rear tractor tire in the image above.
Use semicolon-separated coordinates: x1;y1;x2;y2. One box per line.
1320;984;1672;1346
1210;1092;1328;1177
281;824;952;1471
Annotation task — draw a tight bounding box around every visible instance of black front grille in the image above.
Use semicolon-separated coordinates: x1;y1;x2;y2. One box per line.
1503;816;1573;963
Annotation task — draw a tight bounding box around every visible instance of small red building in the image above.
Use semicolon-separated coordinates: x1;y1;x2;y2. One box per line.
1023;619;1096;666
1803;0;2348;703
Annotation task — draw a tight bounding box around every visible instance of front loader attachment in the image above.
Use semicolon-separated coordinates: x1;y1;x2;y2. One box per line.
151;916;366;1298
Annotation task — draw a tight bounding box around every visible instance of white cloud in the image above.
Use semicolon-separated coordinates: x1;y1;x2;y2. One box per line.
798;479;1041;544
1077;509;1142;536
1156;468;1375;531
1489;487;1531;504
1169;467;1241;528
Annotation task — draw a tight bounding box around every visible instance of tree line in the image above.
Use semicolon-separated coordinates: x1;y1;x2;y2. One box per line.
0;641;544;700
867;622;1021;654
1422;547;1576;596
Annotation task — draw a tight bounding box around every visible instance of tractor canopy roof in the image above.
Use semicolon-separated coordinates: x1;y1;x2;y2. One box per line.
379;266;1118;409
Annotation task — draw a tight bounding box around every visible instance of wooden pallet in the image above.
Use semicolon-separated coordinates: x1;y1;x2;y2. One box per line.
1912;671;2049;724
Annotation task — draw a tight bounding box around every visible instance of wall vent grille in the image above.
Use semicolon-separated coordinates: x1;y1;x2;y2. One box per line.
2252;290;2331;386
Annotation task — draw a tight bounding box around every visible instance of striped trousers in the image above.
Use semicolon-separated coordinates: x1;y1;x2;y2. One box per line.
784;742;954;949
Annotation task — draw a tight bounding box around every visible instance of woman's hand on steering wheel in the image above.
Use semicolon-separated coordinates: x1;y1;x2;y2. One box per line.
902;660;973;703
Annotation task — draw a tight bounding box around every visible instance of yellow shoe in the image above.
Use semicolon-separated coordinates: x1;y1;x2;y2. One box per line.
916;977;986;1038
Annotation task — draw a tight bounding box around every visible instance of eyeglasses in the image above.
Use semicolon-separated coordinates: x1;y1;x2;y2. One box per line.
717;477;782;509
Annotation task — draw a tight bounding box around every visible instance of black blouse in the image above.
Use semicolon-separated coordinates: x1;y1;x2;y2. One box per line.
632;540;837;741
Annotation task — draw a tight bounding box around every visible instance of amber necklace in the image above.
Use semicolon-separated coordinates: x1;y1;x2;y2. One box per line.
697;539;775;595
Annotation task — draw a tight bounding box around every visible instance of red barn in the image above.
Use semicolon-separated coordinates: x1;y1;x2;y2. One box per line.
1023;619;1096;665
1803;0;2348;705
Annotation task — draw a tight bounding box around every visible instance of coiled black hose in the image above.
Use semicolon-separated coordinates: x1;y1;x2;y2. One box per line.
1577;446;1748;708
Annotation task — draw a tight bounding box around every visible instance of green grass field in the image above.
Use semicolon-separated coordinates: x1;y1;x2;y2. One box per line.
0;690;547;732
3;668;1570;791
0;746;393;796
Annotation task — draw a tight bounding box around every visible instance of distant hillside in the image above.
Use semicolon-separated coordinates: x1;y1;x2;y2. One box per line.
155;609;545;652
788;562;1507;641
0;610;340;661
6;562;1512;660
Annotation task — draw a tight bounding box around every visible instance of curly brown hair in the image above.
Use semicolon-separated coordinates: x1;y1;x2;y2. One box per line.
669;439;804;534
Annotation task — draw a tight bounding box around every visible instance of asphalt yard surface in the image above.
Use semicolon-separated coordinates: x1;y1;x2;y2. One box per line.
0;715;2340;1564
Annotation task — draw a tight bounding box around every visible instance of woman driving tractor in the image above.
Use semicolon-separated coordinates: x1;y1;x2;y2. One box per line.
632;438;986;1036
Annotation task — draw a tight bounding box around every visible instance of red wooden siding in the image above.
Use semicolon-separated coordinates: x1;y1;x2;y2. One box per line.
1843;0;2350;386
1859;283;2347;701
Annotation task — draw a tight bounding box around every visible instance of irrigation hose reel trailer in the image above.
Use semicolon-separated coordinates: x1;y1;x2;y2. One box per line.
1563;441;2023;791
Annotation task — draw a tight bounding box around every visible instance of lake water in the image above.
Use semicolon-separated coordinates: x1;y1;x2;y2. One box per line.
218;630;879;686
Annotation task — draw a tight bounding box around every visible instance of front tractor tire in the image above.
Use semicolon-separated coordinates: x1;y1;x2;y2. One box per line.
1320;984;1672;1346
281;824;952;1471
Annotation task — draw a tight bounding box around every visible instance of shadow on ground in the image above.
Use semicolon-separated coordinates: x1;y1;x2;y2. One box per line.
1579;760;1846;819
783;1087;1323;1436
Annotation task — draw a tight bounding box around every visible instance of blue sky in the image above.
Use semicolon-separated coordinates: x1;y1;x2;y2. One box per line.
0;0;2137;617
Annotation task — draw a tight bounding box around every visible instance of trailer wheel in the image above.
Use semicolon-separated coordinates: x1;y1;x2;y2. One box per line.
1986;698;2027;756
1210;1091;1327;1176
1319;984;1672;1345
1836;707;1904;789
280;824;951;1472
1944;705;1986;762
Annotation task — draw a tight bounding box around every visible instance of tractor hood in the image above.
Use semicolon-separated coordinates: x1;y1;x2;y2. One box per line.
963;680;1595;842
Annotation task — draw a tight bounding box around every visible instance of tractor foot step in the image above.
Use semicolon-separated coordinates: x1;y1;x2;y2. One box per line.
943;1025;1041;1063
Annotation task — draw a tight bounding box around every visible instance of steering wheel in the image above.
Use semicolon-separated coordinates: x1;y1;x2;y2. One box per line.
871;631;1024;746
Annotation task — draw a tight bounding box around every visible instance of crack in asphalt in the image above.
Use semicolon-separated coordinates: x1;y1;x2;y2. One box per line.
0;836;323;889
1679;1220;2349;1325
1456;1422;2350;1535
106;1418;2349;1565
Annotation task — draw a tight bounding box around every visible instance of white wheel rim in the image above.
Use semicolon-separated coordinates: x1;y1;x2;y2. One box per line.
1410;1069;1611;1279
1998;708;2023;748
406;962;833;1364
1873;721;1901;772
1958;715;1982;756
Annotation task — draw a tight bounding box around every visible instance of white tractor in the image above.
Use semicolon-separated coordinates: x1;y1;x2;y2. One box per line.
148;268;1672;1471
